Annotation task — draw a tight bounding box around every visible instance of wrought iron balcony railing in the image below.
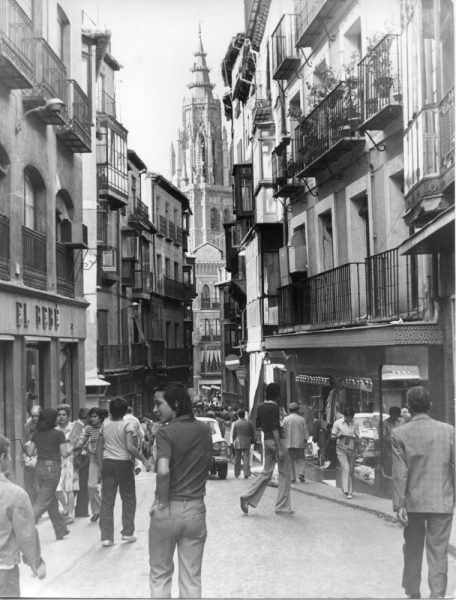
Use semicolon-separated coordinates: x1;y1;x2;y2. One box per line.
0;0;34;89
271;14;300;80
295;0;340;49
440;85;454;175
56;242;74;298
0;214;10;281
163;276;185;300
358;34;402;131
168;221;176;241
97;89;116;118
272;137;305;198
297;81;364;177
56;80;91;153
97;344;129;372
22;227;47;290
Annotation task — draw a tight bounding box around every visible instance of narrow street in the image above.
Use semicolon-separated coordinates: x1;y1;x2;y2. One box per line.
20;465;456;598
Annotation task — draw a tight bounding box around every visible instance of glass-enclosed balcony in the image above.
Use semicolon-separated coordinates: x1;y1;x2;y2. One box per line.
56;80;91;153
271;14;300;80
272;137;304;198
97;89;116;119
440;85;454;178
232;44;256;104
0;0;34;89
96;122;128;208
295;0;340;49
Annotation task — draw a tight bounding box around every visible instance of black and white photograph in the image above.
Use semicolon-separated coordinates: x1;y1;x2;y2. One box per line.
0;0;454;597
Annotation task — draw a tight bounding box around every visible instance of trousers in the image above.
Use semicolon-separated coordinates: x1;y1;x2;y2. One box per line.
149;498;207;599
0;565;20;598
241;438;291;511
87;455;101;515
402;512;453;598
234;448;251;478
288;448;306;481
99;459;136;542
23;465;37;505
33;462;67;538
336;448;356;494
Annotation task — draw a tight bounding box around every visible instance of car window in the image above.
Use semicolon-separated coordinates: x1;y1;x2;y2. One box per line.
198;420;218;435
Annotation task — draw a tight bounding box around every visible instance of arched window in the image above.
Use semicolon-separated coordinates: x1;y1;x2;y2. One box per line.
24;173;35;230
197;132;206;178
223;208;230;223
23;167;45;233
210;207;220;231
201;284;210;309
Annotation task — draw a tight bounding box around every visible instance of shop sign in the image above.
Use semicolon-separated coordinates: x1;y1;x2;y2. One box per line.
236;368;245;386
296;374;331;386
16;302;60;331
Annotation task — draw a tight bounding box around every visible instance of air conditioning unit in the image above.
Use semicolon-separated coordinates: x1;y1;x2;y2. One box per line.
279;246;291;287
101;248;117;271
61;220;88;249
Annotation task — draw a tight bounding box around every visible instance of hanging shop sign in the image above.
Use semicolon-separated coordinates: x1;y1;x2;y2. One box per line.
296;374;331;386
341;377;373;392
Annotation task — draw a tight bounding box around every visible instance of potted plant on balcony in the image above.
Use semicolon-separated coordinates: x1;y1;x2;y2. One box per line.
341;52;360;89
367;33;394;99
305;66;338;110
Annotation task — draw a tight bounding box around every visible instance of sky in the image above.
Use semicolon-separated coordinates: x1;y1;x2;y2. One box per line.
82;0;245;177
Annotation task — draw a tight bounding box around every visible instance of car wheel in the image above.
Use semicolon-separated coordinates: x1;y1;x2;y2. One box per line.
217;464;228;480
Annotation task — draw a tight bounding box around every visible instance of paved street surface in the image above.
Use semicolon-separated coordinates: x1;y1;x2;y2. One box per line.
21;465;456;598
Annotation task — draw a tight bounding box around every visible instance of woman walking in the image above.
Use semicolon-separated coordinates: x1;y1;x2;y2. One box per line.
55;404;79;524
26;408;72;540
82;407;107;522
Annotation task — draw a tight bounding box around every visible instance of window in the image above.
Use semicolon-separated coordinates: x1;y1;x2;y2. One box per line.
165;258;170;277
201;284;210;308
156;254;162;276
59;344;74;408
57;5;70;65
173;262;179;281
210;207;220;230
319;212;334;271
24;173;35;229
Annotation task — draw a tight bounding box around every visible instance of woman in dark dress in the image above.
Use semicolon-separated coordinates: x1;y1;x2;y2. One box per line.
27;408;73;540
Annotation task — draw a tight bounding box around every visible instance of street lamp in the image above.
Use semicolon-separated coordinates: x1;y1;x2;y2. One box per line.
16;97;65;133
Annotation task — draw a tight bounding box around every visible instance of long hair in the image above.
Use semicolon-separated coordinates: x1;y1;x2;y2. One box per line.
159;383;193;418
37;408;58;431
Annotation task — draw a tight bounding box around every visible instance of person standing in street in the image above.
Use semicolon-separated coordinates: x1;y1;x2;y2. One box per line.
81;408;106;523
379;406;405;477
231;409;255;479
282;402;309;483
0;435;46;597
240;382;293;515
22;405;41;505
391;386;455;600
55;404;79;524
71;407;90;518
149;383;212;598
331;407;359;499
97;397;150;548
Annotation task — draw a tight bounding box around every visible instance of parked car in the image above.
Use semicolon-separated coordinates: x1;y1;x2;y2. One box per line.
354;412;389;462
196;416;230;479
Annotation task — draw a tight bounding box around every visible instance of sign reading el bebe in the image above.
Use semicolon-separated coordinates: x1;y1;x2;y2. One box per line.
16;302;60;331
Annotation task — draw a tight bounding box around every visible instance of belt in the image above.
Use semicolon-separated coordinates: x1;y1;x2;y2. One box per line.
37;459;60;466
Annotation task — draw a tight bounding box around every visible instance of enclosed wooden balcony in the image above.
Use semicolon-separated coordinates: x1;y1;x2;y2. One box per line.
97;344;129;372
0;214;10;281
272;137;305;198
271;14;300;80
165;347;192;368
56;80;91;153
440;85;454;180
128;199;152;232
295;0;341;49
0;0;34;89
163;276;186;301
133;270;153;300
232;44;256;104
359;34;402;132
22;38;68;124
22;226;47;290
297;82;364;178
56;242;74;298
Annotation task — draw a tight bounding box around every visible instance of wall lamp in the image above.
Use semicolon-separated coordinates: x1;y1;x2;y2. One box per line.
16;97;65;133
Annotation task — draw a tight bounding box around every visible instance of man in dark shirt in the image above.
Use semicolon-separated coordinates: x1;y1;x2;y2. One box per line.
240;383;293;515
22;405;40;504
149;383;212;599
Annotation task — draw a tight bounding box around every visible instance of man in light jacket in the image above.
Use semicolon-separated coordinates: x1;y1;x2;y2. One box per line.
392;386;455;600
282;402;309;483
231;409;256;479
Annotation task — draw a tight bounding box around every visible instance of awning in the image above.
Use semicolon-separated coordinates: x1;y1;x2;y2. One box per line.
400;206;454;255
381;365;421;381
85;377;110;388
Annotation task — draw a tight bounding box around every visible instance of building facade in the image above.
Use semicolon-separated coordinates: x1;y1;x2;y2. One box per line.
0;0;92;477
222;0;454;494
172;29;233;402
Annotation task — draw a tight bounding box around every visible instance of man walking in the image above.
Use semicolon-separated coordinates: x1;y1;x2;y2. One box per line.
22;405;40;505
332;407;359;499
282;402;309;483
71;407;90;518
149;383;212;598
231;409;255;478
240;383;293;515
392;386;454;600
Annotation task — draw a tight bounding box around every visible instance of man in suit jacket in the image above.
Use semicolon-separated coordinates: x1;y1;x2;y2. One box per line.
231;409;256;478
282;402;309;483
392;386;455;599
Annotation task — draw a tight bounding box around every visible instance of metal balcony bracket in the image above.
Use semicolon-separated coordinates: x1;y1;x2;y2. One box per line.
298;48;313;68
318;18;336;42
302;178;318;197
363;130;386;152
326;164;342;181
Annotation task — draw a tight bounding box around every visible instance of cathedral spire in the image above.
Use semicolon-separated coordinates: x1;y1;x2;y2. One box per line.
188;25;215;99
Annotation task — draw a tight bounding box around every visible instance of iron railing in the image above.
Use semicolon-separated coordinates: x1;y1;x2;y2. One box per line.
163;276;185;300
97;89;116;118
56;242;74;298
0;0;34;81
97;344;129;372
131;343;147;367
358;34;401;124
148;339;165;364
272;137;304;190
22;227;47;290
28;37;67;103
271;13;299;79
440;85;454;174
0;214;10;280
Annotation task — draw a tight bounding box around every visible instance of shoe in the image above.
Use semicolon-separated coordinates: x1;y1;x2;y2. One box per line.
298;475;305;482
90;513;99;522
101;540;115;547
64;515;74;524
134;467;141;475
240;497;249;514
291;479;297;483
346;494;353;499
244;475;250;479
404;590;421;599
56;528;70;541
121;535;137;543
275;509;295;515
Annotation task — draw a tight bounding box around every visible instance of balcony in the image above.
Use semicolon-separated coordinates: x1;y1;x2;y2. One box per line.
133;270;153;300
97;210;108;246
295;0;341;49
22;38;67;124
440;85;454;180
176;225;183;245
56;242;74;298
200;299;221;310
359;34;402;132
271;14;300;80
272;137;305;198
165;347;192;368
168;221;176;241
278;262;366;329
297;82;364;178
56;80;91;153
131;343;147;367
121;258;136;287
232;44;256;104
0;214;10;281
97;344;129;372
184;281;197;301
22;227;47;290
128;199;151;232
97;89;116;118
252;96;273;129
158;215;167;237
0;0;34;89
148;339;165;366
163;276;185;301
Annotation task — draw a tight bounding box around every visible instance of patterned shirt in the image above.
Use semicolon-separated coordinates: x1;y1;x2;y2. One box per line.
84;424;102;454
332;417;360;452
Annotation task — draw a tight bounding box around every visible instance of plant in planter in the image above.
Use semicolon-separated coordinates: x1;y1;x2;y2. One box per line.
305;66;338;110
367;33;394;98
341;51;360;89
287;105;303;121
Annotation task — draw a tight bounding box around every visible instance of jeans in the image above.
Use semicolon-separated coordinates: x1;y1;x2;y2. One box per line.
402;512;453;597
33;461;67;538
149;498;207;598
23;465;37;505
99;459;136;542
88;455;101;516
75;459;89;517
288;448;305;481
234;448;251;478
0;565;19;598
336;448;356;494
241;438;291;511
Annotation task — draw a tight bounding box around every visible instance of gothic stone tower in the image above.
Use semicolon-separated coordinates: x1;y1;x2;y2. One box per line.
172;28;232;401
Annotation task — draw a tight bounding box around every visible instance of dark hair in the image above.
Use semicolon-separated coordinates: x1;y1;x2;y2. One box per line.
109;396;128;420
37;408;58;431
237;409;245;419
265;382;281;400
343;407;355;419
88;407;98;416
0;435;10;458
126;406;133;414
406;386;431;414
96;408;109;422
160;383;193;418
389;406;401;418
56;403;71;417
79;407;89;420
